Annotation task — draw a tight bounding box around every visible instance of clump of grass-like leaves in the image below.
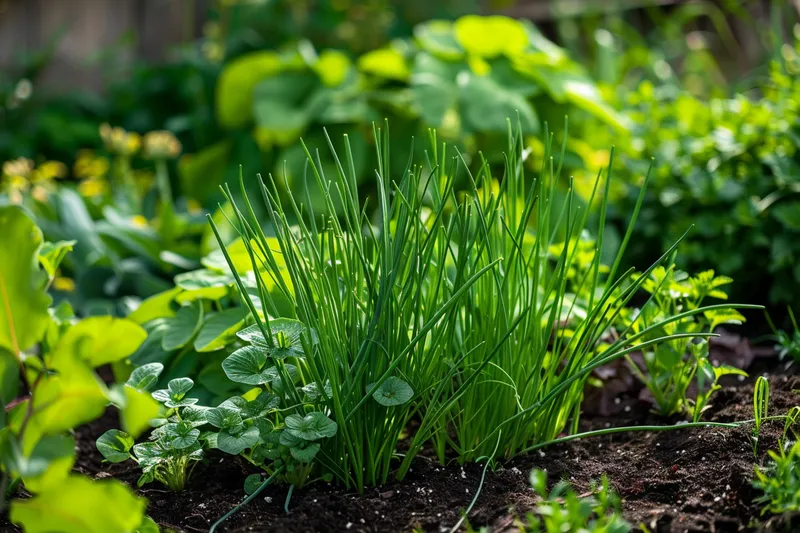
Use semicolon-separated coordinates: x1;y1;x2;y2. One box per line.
209;122;753;491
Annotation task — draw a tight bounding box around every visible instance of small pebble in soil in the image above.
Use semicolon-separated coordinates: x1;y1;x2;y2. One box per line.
264;496;272;503
346;522;353;529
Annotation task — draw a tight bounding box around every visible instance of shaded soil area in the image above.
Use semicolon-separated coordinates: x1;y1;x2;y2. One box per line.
3;346;798;533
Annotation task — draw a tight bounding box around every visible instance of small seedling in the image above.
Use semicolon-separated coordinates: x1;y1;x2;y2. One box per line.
753;376;770;457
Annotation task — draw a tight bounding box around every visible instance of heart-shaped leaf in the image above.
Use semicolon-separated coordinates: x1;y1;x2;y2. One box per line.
205;407;244;431
217;426;260;455
370;377;414;407
180;405;210;428
284;412;338;441
168;421;200;449
161;302;203;351
244;473;265;495
222;345;279;385
236;318;308;359
126;363;164;391
96;430;134;463
168;378;194;399
290;442;320;463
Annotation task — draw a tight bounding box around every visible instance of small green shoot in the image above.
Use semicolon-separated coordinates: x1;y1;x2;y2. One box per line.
753;376;770;457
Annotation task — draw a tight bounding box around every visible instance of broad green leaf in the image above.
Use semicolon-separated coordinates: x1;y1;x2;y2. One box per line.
194;308;248;352
410;52;460;127
358;47;410;81
459;72;538;133
414;20;463;60
371;377;414;407
96;430;134;463
216;426;259;455
168;377;193;398
50;317;147;368
301;381;332;402
284;412;338;441
181;405;210;427
453;15;528;58
126;362;164;391
2;434;75;493
38;240;76;279
0;206;51;354
10;475;147;533
128;287;180;325
244;473;264;495
236;318;307;358
290;442;320;463
216;51;285;129
161;302;203;351
168;421;200;449
174;269;232;303
222;345;277;385
0;348;19;404
205;407;243;431
26;360;107;443
253;71;321;140
152;378;198;408
314;50;351;87
120;385;161;438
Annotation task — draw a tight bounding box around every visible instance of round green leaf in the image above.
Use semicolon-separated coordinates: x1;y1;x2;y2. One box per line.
244;473;265;495
170;422;200;450
167;378;193;399
289;442;320;463
96;430;134;463
453;15;528;58
194;308;248;352
414;20;463;60
217;51;285;129
284;412;338;441
217;426;260;455
222;345;279;385
205;407;243;431
370;377;414;407
126;363;164;391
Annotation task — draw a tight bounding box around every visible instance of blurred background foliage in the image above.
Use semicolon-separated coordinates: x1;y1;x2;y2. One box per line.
1;0;799;327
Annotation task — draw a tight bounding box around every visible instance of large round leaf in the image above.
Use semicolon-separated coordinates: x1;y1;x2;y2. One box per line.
96;430;134;463
222;345;278;385
370;377;414;407
125;363;164;391
193;308;248;352
216;51;284;129
284;412;338;441
453;15;528;59
216;426;260;455
161;302;203;352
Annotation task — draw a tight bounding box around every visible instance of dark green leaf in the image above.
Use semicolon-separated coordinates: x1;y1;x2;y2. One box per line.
96;430;134;463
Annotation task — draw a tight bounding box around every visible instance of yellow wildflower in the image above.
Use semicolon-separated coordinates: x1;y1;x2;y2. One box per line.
100;123;141;156
74;150;110;179
142;130;182;159
52;276;76;292
77;177;109;198
2;157;34;180
130;215;149;228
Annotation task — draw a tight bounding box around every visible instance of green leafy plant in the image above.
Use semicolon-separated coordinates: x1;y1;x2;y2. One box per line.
522;469;630;533
768;307;800;362
754;439;800;516
199;122;757;492
620;268;747;419
0;205;155;531
96;372;208;492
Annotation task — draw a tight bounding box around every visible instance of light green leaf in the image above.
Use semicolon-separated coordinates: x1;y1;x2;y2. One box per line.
414;20;463;60
120;385;161;438
174;269;232;303
216;426;260;455
0;348;19;404
126;363;164;391
453;15;528;58
135;516;159;533
371;377;414;407
216;51;285;129
313;49;352;87
161;302;203;351
10;475;147;533
50;317;147;369
96;430;134;463
222;345;276;385
285;412;338;441
253;71;321;140
358;47;410;81
0;206;51;354
181;405;210;427
290;442;320;463
410;52;460;127
38;240;76;279
3;434;76;493
128;287;180;325
194;309;248;352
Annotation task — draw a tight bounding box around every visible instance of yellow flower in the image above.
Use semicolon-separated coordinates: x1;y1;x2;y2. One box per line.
100;123;141;156
52;276;76;292
34;160;68;181
2;157;34;180
143;130;182;159
31;185;49;203
74;150;110;179
130;215;149;228
77;177;109;198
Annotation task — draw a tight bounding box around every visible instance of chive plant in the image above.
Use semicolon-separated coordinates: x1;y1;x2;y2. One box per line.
209;122;754;491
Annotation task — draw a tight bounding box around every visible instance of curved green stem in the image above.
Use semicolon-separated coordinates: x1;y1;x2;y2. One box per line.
209;466;285;533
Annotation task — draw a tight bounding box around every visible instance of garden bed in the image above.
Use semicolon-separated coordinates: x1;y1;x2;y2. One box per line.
4;347;792;533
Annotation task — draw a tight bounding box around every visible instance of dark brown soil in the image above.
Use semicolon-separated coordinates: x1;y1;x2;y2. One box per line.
2;352;798;533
